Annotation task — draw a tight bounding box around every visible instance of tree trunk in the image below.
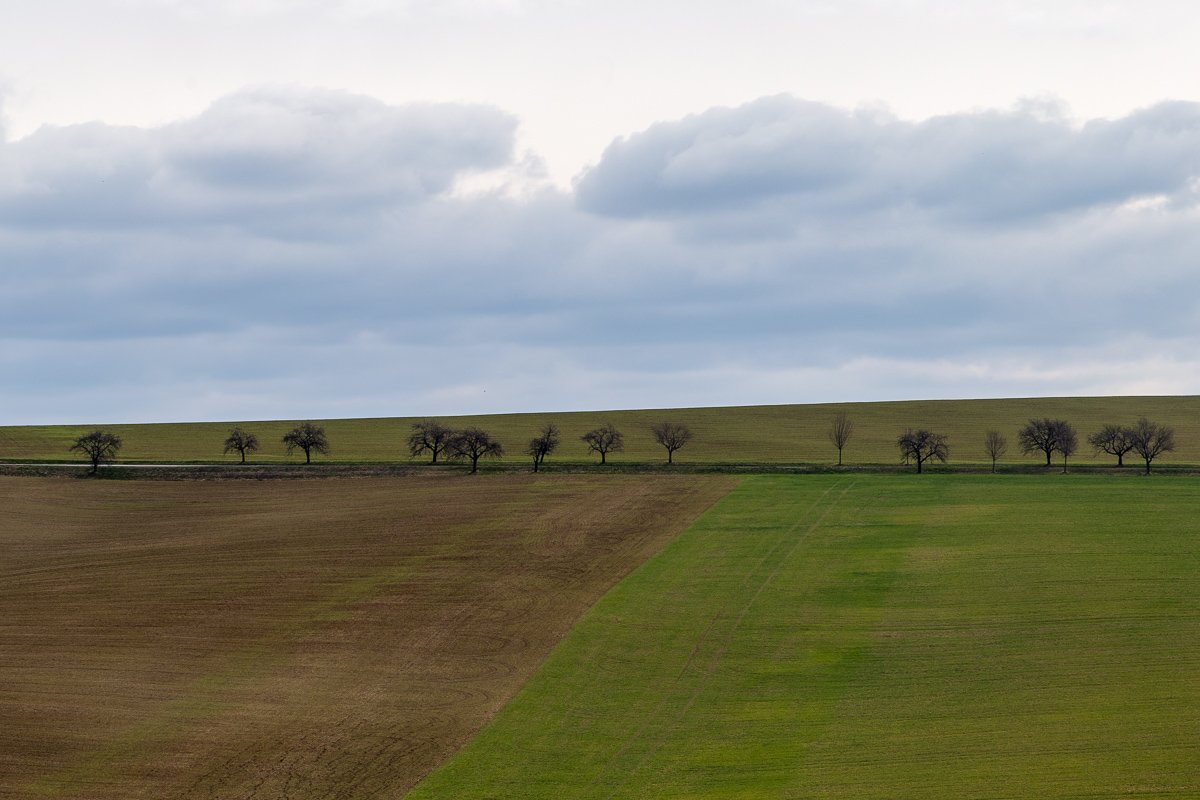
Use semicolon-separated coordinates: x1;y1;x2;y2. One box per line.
837;448;843;466
916;455;923;474
470;455;479;474
1145;459;1152;475
532;457;539;473
991;457;996;474
305;449;311;464
1045;450;1052;466
240;450;246;464
1117;453;1123;467
600;451;606;465
668;449;673;465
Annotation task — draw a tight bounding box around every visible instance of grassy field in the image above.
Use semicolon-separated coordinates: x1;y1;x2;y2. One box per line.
3;395;1200;467
0;473;733;799
408;474;1200;799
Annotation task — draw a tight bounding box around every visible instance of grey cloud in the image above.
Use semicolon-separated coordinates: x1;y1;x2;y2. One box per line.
6;90;1200;424
163;88;515;199
0;87;517;232
575;96;1200;223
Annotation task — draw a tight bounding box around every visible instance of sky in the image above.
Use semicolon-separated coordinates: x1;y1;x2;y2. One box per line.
4;0;1200;424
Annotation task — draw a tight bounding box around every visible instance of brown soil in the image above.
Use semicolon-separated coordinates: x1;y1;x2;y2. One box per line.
0;473;734;799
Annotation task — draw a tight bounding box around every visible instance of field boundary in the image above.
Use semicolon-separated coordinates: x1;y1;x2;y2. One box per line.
4;461;1200;480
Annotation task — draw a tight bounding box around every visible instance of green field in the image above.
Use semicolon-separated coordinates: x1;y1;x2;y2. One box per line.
3;395;1200;466
408;474;1200;798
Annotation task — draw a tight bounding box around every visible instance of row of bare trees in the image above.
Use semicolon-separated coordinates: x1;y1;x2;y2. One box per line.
64;414;1178;474
891;416;1176;474
68;423;333;473
67;419;692;473
407;419;694;471
406;421;503;473
221;423;331;464
1008;417;1176;474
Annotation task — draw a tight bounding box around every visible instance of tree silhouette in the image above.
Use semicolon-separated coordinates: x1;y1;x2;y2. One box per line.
448;428;503;474
983;430;1007;473
581;422;624;465
1088;424;1134;467
896;428;948;474
1056;422;1079;473
1018;418;1071;467
828;411;854;466
223;427;260;464
1127;417;1176;475
408;419;454;464
650;422;693;465
282;423;329;464
525;424;560;473
70;430;122;474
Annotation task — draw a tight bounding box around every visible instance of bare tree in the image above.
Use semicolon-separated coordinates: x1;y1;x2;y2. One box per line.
581;422;624;465
448;427;503;474
223;427;259;464
1056;422;1079;473
651;422;693;465
1018;418;1071;466
983;430;1007;473
282;422;329;464
1127;417;1176;475
408;419;454;464
70;430;122;474
896;428;948;474
1088;424;1134;467
828;411;854;466
525;424;560;473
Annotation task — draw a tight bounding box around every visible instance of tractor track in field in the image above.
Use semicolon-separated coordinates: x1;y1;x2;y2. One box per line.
582;479;857;800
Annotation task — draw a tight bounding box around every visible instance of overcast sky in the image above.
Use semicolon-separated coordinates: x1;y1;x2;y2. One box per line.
4;0;1200;424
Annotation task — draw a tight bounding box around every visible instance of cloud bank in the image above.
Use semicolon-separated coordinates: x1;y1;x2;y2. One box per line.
4;89;1200;423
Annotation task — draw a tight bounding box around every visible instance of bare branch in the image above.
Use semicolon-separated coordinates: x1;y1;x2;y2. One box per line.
70;430;123;474
581;422;624;465
1127;417;1176;475
524;424;560;472
281;422;330;465
447;427;503;474
1018;418;1073;467
408;419;454;464
222;427;260;464
1088;424;1135;467
828;411;854;466
983;430;1007;473
896;428;948;473
650;422;693;465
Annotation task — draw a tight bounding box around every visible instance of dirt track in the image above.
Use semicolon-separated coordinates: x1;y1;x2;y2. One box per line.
0;473;734;799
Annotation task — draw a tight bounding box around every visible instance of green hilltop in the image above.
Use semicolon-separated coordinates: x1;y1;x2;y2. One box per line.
2;395;1198;467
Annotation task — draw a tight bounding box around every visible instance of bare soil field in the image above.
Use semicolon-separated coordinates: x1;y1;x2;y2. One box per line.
0;474;733;799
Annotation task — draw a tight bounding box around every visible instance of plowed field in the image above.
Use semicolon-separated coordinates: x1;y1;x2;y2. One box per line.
0;474;734;799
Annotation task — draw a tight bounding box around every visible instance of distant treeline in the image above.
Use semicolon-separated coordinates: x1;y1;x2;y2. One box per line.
62;412;1178;475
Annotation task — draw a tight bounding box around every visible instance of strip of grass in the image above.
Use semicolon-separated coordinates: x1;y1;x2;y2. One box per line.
407;474;1200;798
3;395;1200;467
